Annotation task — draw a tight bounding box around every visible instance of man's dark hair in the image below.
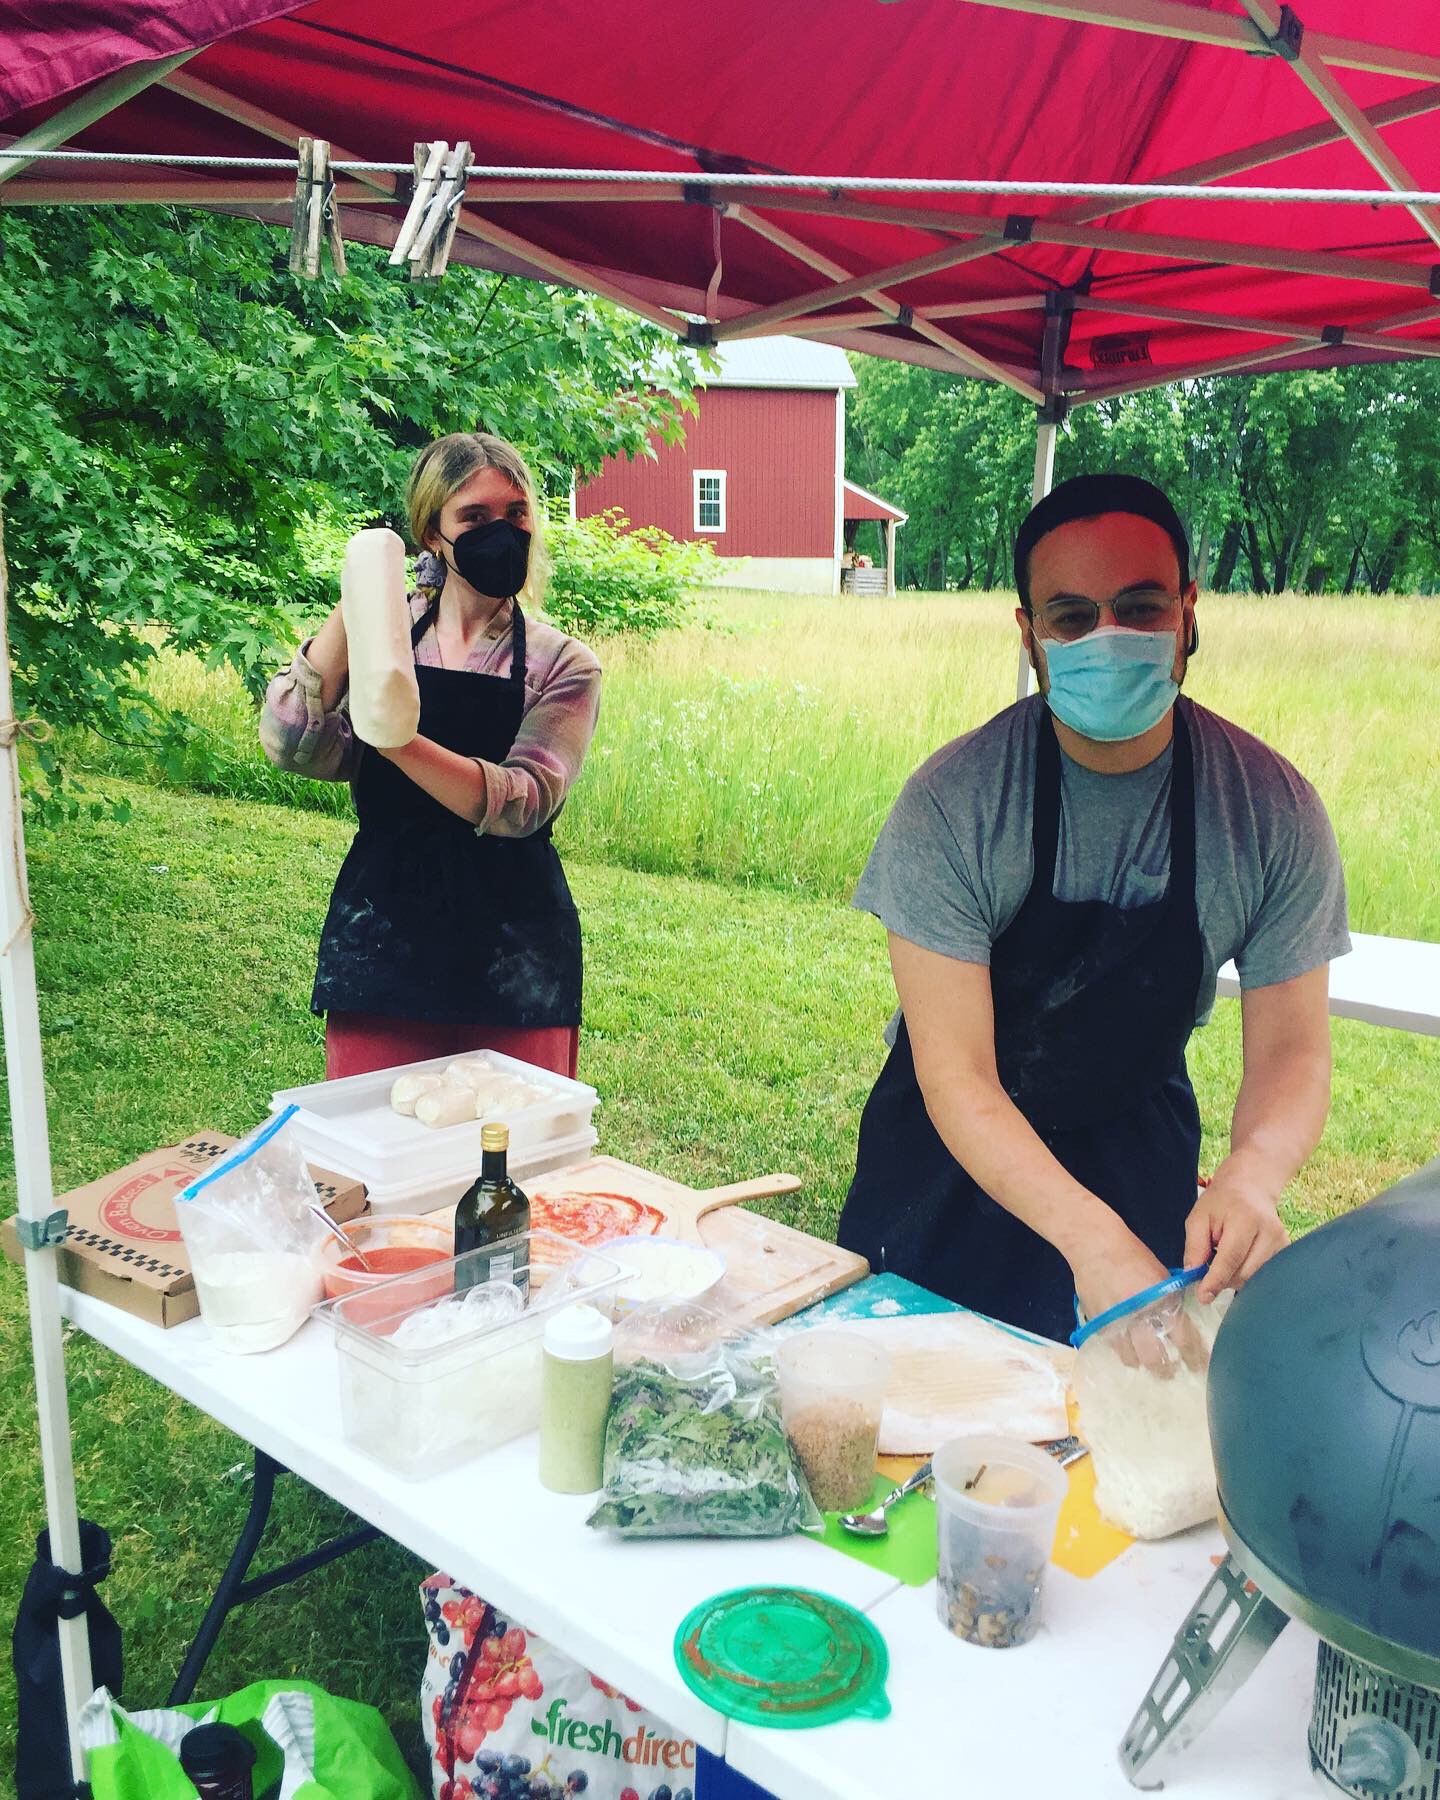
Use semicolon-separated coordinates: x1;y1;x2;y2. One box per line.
1014;473;1191;611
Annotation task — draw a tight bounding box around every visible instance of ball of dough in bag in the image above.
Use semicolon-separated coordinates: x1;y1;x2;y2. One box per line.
390;1072;443;1117
414;1082;479;1129
341;527;421;749
444;1058;492;1091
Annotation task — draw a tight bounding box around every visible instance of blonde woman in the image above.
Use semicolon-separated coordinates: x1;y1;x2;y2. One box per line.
261;432;599;1079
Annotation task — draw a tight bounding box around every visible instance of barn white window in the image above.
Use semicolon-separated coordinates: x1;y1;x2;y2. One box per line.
694;469;726;533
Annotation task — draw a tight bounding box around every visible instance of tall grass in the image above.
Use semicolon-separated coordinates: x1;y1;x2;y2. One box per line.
65;588;1440;937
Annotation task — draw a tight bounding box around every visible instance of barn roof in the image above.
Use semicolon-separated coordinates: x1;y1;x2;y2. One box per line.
843;480;907;523
701;336;858;391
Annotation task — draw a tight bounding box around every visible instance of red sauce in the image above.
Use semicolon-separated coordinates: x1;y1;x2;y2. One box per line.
339;1246;447;1276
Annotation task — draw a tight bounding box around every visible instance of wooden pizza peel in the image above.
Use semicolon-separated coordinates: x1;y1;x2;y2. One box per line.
524;1155;870;1327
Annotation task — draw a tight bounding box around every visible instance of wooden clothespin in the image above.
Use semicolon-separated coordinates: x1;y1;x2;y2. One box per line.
288;138;347;280
390;139;472;282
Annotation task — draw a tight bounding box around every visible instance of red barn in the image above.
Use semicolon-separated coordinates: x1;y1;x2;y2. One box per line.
575;337;905;595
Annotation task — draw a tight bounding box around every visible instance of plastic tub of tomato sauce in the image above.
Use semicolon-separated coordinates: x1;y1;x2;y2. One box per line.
322;1215;453;1307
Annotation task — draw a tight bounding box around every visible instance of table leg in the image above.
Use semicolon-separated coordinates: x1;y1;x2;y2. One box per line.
167;1448;381;1705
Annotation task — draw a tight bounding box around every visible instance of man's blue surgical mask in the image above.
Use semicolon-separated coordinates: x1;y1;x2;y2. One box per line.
1039;625;1181;742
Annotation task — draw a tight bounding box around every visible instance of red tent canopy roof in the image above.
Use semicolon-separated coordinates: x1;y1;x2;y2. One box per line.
5;0;1440;404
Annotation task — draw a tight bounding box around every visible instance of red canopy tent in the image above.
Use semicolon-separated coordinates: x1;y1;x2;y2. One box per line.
3;0;1439;1776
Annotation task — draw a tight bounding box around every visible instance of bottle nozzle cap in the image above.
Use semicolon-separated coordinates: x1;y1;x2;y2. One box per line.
544;1302;614;1360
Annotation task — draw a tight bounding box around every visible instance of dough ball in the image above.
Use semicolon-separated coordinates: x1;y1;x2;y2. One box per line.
390;1072;444;1117
444;1058;493;1091
414;1083;479;1129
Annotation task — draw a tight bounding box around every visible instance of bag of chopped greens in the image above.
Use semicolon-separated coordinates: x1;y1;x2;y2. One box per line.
587;1307;822;1538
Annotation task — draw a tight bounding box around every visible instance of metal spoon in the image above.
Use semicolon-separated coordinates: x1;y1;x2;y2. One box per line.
840;1459;933;1538
309;1204;375;1273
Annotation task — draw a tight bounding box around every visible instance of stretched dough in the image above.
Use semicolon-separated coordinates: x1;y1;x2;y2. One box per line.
341;527;420;749
390;1072;443;1116
414;1083;478;1129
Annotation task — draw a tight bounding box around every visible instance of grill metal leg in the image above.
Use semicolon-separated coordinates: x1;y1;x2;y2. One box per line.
1120;1554;1291;1788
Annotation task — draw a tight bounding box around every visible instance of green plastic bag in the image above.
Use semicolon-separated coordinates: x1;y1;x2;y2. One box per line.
77;1678;423;1800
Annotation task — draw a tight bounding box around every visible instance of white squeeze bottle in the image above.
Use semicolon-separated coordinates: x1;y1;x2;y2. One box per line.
539;1304;614;1494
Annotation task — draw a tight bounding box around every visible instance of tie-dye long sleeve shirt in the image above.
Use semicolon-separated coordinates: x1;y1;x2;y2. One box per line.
259;557;601;838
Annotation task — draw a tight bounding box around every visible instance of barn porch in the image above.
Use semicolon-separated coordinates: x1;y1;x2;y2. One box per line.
841;480;908;596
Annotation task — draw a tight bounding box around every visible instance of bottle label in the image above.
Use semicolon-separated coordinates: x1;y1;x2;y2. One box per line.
489;1251;515;1284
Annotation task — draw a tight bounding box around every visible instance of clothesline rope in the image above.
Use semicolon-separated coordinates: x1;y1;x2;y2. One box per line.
5;148;1440;206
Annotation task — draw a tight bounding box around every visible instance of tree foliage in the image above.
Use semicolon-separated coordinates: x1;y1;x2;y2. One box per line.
0;205;700;811
847;354;1440;597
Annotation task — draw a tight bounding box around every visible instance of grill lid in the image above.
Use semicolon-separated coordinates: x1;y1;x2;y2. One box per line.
1208;1155;1440;1680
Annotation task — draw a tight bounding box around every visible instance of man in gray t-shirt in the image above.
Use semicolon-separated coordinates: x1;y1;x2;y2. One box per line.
839;473;1347;1344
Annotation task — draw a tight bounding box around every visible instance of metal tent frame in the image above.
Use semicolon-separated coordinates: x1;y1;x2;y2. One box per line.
3;0;1438;1780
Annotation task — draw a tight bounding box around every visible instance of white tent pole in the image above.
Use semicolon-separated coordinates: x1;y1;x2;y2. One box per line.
0;50;198;187
0;507;92;1776
1018;413;1058;703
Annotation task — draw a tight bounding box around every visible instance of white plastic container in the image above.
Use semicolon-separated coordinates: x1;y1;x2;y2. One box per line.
336;1126;599;1218
331;1228;623;1480
271;1050;599;1213
933;1435;1067;1649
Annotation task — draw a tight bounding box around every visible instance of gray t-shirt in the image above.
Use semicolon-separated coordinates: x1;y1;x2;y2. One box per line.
855;695;1350;1029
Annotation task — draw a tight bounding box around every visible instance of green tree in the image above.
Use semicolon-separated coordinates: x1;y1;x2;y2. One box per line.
0;205;699;811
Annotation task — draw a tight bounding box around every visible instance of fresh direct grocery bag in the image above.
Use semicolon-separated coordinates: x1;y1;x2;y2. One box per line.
421;1575;697;1800
78;1678;421;1799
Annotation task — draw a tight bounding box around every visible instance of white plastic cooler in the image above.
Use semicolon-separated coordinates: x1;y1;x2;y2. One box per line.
271;1048;600;1215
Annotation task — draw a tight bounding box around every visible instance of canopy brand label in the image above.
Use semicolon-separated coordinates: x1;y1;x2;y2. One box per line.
1091;332;1153;368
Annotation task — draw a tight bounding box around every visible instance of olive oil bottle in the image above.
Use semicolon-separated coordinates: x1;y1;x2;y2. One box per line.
453;1122;530;1294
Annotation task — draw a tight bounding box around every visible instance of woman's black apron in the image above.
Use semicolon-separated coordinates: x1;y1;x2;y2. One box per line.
311;601;582;1027
838;703;1203;1343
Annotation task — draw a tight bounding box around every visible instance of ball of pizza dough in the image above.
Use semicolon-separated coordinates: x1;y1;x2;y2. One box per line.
390;1072;444;1117
444;1058;492;1091
414;1082;478;1129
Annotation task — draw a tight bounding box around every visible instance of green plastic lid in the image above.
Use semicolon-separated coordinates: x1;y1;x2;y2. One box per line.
674;1586;891;1728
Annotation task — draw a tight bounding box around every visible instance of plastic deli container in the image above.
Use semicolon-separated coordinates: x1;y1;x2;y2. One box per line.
933;1435;1067;1649
320;1214;453;1306
271;1050;599;1216
1071;1265;1230;1540
331;1228;624;1480
776;1331;890;1513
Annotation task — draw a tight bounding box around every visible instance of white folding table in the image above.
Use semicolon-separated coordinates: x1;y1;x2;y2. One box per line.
63;1284;1326;1798
1216;931;1440;1035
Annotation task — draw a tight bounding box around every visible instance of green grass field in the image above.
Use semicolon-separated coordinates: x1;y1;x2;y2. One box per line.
75;589;1440;936
6;588;1437;1787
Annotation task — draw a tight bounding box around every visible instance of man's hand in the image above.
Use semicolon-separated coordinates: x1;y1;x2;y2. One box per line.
1184;1167;1289;1303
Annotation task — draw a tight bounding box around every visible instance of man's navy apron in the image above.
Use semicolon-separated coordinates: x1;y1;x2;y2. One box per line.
839;702;1203;1343
311;601;582;1027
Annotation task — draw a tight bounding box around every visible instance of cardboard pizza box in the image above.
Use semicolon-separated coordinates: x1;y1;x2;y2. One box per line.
1;1133;367;1328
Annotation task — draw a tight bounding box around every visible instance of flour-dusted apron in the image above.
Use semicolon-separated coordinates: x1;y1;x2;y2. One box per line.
839;703;1204;1341
312;602;582;1027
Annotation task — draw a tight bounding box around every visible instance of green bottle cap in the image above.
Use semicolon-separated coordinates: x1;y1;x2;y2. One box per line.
673;1586;891;1729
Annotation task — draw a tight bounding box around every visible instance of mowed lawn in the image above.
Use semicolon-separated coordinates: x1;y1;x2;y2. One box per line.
2;589;1436;1785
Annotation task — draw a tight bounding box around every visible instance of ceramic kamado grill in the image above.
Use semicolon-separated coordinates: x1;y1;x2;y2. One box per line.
1121;1156;1440;1797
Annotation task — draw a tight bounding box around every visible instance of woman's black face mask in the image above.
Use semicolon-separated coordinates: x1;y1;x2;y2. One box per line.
440;518;531;599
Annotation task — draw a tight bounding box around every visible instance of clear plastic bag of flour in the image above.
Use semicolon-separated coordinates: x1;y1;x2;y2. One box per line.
175;1104;329;1354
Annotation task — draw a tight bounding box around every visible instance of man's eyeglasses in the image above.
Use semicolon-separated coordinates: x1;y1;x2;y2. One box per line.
1032;586;1182;644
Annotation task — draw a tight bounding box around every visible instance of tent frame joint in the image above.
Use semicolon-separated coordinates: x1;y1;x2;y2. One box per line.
15;1210;68;1252
686;319;717;347
1004;214;1035;242
682;181;714;206
1038;394;1070;426
1262;5;1305;62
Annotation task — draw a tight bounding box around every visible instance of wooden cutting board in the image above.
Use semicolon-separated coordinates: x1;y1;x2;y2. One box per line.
524;1155;870;1327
